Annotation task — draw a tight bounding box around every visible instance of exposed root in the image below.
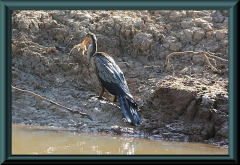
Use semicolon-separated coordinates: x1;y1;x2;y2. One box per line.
165;51;228;75
12;86;93;121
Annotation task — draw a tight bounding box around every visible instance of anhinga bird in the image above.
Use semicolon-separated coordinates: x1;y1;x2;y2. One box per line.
72;32;142;126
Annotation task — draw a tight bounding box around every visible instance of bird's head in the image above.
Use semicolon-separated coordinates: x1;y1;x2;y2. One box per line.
82;34;91;46
69;33;96;55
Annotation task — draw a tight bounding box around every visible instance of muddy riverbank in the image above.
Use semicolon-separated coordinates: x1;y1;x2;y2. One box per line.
12;10;228;146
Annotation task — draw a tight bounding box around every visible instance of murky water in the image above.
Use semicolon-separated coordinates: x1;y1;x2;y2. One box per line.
12;124;228;155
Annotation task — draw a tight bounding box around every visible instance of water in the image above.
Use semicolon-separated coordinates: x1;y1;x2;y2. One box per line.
12;124;228;155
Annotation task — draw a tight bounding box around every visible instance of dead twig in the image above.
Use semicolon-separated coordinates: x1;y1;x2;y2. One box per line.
206;52;228;62
165;51;228;74
12;86;93;121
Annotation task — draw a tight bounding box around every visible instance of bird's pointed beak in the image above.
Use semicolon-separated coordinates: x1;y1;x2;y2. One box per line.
79;37;90;55
79;39;89;54
69;37;90;55
82;38;90;46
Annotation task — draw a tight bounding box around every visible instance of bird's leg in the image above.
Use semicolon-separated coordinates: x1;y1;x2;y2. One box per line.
112;95;117;102
97;86;105;99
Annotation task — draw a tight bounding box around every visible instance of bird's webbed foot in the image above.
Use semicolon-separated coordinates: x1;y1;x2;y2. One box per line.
96;87;105;100
112;95;117;102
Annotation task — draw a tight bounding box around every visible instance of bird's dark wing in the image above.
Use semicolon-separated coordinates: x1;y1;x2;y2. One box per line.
94;53;142;125
94;53;132;98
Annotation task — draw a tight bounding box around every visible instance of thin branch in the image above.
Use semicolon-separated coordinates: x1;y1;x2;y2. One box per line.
165;51;228;74
65;35;74;50
12;86;93;121
206;52;228;62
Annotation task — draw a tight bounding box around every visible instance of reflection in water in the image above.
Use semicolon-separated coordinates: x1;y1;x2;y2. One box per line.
12;124;228;155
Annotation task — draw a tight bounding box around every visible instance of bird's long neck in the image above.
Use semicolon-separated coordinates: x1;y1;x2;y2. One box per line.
87;36;97;62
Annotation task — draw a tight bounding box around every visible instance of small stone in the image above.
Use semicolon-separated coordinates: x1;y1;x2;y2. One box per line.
170;42;181;52
193;29;205;40
215;31;226;40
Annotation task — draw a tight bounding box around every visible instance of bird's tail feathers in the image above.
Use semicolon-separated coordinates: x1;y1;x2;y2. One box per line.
118;95;142;126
